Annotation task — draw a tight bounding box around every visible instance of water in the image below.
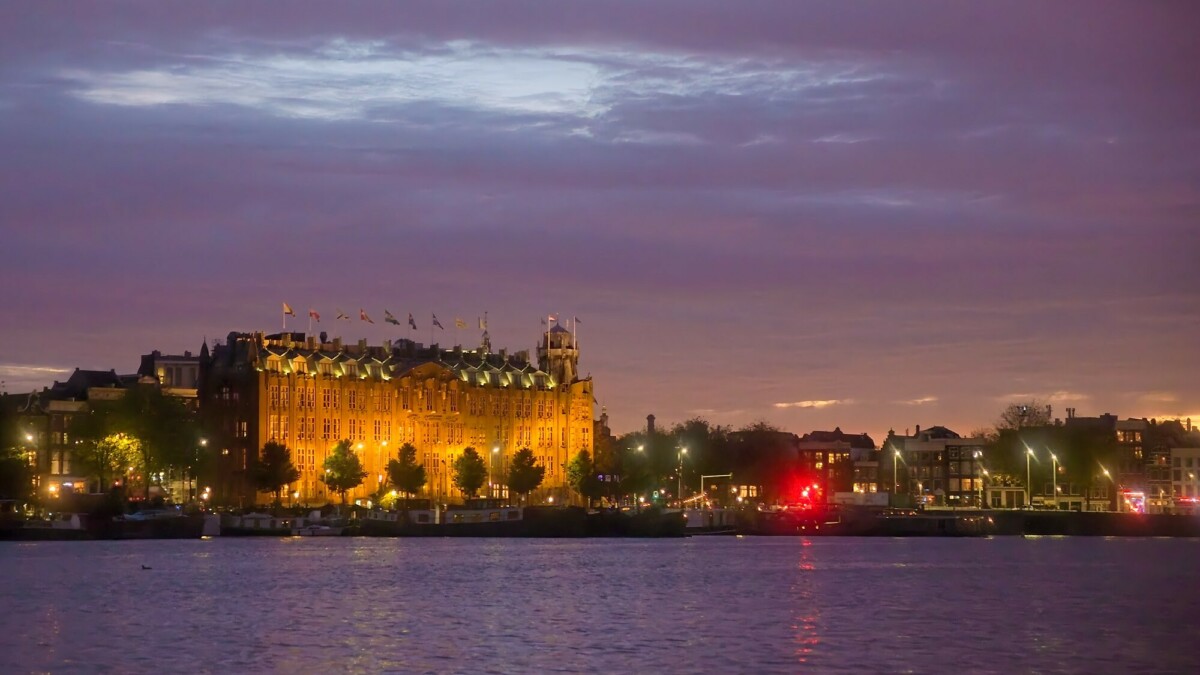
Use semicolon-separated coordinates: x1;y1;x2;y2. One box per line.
1;537;1196;673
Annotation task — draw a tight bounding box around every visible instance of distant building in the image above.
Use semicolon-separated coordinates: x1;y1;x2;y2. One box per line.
137;350;200;398
796;427;876;499
198;325;595;507
890;425;987;507
1170;448;1200;514
15;368;135;496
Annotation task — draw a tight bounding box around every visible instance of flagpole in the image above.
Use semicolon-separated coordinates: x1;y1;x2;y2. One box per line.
430;313;434;348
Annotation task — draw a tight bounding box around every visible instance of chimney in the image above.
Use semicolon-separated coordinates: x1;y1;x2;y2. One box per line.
384;339;392;352
915;424;921;437
647;414;656;436
332;338;342;351
358;338;367;354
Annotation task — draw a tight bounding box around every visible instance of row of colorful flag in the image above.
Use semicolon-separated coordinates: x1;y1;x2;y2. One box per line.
283;303;461;330
282;304;580;330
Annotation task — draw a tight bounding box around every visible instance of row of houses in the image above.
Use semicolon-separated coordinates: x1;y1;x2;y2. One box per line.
786;416;1199;514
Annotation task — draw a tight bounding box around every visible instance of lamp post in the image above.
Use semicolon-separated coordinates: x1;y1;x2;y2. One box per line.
1050;452;1058;511
980;469;989;509
893;449;900;494
194;438;208;502
1026;447;1035;509
1100;465;1112;512
677;447;688;507
491;446;500;500
633;445;644;511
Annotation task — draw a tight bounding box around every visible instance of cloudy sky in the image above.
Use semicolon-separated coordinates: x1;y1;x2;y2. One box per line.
1;1;1197;440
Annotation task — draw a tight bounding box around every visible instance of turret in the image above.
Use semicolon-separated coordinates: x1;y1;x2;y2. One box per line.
537;323;579;384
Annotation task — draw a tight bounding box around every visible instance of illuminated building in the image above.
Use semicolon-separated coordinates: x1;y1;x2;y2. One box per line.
198;324;594;506
13;369;136;497
890;425;987;507
796;428;876;497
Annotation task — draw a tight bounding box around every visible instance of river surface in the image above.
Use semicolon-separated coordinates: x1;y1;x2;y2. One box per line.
1;536;1196;673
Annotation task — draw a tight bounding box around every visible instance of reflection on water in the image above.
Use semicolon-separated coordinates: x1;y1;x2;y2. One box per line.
0;537;1195;673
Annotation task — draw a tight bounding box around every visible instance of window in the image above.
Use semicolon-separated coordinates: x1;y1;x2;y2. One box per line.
322;390;331;409
449;393;458;413
332;390;340;409
237;421;248;438
281;416;289;439
348;390;357;410
374;420;381;440
537;400;545;418
269;385;280;408
323;419;331;439
332;419;340;438
281;387;290;408
425;390;434;412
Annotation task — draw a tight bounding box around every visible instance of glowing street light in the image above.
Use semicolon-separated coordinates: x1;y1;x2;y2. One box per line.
677;447;688;506
490;446;500;498
1025;447;1036;509
1050;452;1059;510
892;448;902;495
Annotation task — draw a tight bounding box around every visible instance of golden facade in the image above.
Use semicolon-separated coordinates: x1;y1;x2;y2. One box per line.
201;328;593;506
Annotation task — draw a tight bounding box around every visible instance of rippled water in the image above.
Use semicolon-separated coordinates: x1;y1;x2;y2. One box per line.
1;536;1196;673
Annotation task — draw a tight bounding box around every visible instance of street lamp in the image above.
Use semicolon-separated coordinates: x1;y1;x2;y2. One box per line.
633;445;644;510
892;449;901;494
1026;447;1036;509
491;446;500;499
678;447;688;507
1050;452;1058;510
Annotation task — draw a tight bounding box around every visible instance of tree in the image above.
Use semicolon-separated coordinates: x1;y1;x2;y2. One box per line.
73;385;199;500
321;440;366;505
451;447;487;499
386;443;427;497
73;433;141;493
0;446;34;501
254;441;300;508
567;450;602;506
996;400;1052;431
505;447;545;504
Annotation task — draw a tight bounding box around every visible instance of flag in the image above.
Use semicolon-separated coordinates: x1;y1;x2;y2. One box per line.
455;317;467;329
408;313;417;330
360;309;374;324
336;309;350;321
478;316;486;330
548;313;558;323
432;314;444;330
574;316;581;325
308;309;320;322
540;317;547;326
384;310;401;326
283;303;296;317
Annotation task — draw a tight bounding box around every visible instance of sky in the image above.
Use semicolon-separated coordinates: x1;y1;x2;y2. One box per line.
1;1;1198;441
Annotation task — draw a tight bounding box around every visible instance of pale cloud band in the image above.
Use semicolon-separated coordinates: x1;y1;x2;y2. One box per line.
58;38;889;130
774;399;853;409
